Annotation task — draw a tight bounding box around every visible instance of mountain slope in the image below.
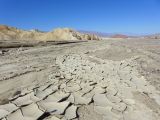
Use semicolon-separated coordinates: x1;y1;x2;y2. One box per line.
0;25;101;41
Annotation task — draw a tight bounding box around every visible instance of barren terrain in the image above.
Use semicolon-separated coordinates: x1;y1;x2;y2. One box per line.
0;25;101;41
0;38;160;120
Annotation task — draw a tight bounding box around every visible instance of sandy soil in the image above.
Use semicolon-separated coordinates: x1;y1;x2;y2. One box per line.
0;39;160;120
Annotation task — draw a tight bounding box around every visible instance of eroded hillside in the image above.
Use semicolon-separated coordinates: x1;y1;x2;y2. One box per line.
0;25;101;41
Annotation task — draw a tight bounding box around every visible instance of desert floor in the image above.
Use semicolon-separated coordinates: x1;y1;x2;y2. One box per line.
0;39;160;120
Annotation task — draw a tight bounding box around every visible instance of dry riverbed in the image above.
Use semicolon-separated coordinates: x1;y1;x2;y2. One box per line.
0;39;160;120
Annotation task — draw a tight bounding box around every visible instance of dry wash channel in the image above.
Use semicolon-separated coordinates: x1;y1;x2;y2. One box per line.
0;39;160;120
0;52;160;120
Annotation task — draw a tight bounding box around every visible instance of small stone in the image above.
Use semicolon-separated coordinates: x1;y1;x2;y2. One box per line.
60;75;65;79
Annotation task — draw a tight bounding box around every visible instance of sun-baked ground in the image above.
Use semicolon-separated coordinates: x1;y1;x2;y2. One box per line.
0;38;160;120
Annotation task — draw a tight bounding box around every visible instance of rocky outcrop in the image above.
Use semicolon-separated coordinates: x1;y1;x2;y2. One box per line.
0;25;101;41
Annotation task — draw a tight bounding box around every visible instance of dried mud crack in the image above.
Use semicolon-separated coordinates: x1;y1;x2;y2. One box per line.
0;39;160;120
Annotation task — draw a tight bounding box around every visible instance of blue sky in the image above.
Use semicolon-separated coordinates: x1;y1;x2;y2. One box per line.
0;0;160;34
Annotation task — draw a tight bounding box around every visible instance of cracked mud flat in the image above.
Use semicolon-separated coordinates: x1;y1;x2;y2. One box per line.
0;39;160;120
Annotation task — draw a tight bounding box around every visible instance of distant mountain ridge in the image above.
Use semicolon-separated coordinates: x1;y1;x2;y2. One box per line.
78;30;113;37
78;30;140;38
79;30;160;39
144;33;160;39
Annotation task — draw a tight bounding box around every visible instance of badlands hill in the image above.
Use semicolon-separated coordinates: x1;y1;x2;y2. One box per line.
0;25;101;41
